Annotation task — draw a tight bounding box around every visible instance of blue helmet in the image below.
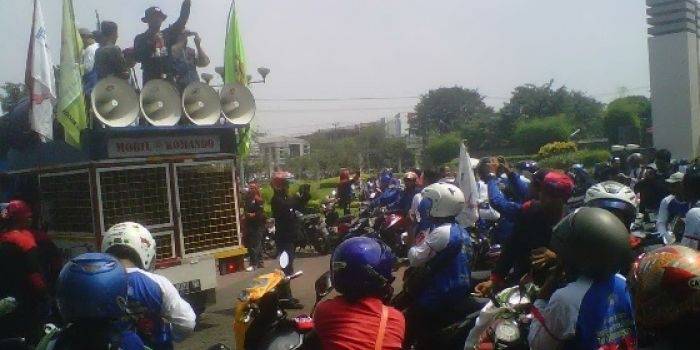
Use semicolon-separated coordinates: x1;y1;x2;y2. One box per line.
379;170;394;189
56;253;128;322
331;237;395;300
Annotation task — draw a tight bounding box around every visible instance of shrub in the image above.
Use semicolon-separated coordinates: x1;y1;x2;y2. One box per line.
319;178;339;189
539;149;610;170
537;141;577;159
513;115;574;154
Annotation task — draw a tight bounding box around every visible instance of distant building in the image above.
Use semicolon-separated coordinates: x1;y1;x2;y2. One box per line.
382;113;411;138
256;136;310;170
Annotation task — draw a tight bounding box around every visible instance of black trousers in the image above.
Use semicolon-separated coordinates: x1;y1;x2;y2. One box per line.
246;225;264;267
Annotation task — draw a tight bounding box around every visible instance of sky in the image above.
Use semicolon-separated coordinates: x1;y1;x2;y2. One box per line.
0;0;651;136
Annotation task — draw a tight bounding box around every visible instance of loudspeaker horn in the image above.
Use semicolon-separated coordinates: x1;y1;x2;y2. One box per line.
90;77;140;127
139;79;182;126
182;82;222;126
220;83;256;125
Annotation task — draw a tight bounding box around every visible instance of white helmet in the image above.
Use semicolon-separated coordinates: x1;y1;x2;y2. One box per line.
421;182;465;218
584;181;637;208
101;222;156;270
584;181;638;228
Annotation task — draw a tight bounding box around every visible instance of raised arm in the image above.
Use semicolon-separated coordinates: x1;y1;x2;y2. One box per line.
171;0;192;34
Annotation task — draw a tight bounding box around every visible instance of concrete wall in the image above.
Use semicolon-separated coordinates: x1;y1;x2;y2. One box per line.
649;31;700;159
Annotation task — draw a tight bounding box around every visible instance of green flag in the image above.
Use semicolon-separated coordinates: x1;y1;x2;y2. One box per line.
57;0;87;148
224;1;252;159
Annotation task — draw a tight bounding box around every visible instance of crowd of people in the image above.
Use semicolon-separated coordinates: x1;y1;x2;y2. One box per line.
80;0;210;94
0;197;196;349
238;147;700;349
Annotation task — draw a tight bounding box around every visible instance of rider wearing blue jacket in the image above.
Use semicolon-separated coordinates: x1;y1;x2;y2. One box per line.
406;182;474;347
529;208;636;349
102;222;196;350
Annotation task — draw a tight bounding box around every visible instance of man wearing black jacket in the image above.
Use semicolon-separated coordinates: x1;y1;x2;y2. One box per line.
475;172;574;296
270;172;304;309
134;0;191;83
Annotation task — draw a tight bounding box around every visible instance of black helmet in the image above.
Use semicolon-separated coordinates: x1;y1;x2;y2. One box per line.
551;207;632;279
683;164;700;200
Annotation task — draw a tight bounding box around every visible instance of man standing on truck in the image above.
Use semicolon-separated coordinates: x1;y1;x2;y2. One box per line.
270;171;304;310
102;221;196;350
134;0;192;83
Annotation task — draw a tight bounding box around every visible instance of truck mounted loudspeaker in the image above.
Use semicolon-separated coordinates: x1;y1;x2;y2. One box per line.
220;82;256;125
139;79;182;126
91;77;140;127
182;82;222;126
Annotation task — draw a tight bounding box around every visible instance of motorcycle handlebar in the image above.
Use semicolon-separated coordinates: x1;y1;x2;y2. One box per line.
286;271;304;281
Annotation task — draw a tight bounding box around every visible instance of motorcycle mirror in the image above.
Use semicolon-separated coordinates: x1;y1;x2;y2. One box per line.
206;344;231;350
331;190;337;197
314;271;333;299
279;251;290;269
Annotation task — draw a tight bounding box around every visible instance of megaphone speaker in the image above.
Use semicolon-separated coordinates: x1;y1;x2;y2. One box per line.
220;82;256;125
182;82;222;125
91;77;140;127
139;79;182;126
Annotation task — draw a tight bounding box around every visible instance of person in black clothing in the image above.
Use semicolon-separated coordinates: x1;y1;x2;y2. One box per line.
270;171;303;309
336;168;359;215
635;149;673;216
243;182;265;270
134;0;191;83
474;172;574;296
94;21;129;80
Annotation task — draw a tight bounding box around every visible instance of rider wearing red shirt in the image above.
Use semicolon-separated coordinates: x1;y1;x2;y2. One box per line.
0;199;49;343
313;237;405;350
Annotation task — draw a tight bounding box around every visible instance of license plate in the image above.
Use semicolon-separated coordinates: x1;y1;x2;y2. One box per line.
174;279;202;294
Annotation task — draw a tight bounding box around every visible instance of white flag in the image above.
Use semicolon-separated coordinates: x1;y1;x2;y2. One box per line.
26;0;56;140
456;141;479;227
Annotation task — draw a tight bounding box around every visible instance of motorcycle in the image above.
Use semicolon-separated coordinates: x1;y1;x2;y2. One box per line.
295;211;330;255
467;284;538;350
375;208;411;258
233;252;311;350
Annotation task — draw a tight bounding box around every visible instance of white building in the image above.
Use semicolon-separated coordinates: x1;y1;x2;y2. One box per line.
256;136;310;170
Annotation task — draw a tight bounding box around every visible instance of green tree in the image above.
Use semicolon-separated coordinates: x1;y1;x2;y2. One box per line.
0;82;27;114
459;112;507;151
500;81;603;140
603;104;641;145
423;132;461;167
513;115;574;154
413;86;492;137
607;96;651;146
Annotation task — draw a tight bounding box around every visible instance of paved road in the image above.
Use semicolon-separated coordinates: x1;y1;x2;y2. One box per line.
179;251;333;350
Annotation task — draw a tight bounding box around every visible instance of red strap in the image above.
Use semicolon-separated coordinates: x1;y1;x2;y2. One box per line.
375;305;389;350
531;306;563;342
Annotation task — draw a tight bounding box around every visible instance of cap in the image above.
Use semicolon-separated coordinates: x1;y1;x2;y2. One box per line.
2;200;32;221
666;172;685;184
541;172;574;199
78;28;93;37
142;6;167;23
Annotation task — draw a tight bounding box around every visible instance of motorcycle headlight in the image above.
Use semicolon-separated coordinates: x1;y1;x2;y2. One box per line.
495;320;520;343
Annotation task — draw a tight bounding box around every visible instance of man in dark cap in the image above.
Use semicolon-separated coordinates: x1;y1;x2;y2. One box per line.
134;0;192;83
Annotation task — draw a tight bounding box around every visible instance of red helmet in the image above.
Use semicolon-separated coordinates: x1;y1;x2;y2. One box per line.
339;168;350;181
271;171;294;191
628;245;700;329
1;200;32;222
541;171;574;199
